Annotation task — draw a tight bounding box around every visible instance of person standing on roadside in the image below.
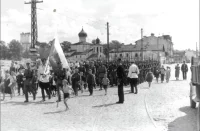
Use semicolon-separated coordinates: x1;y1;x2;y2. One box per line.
181;61;188;80
165;66;171;83
160;65;165;83
175;64;180;80
128;61;140;94
145;68;153;87
116;58;126;104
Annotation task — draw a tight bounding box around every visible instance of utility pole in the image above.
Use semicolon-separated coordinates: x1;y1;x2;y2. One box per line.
141;28;144;61
107;22;110;62
25;0;43;54
196;42;198;57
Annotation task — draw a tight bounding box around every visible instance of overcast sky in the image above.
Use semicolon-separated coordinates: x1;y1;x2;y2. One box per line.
1;0;199;50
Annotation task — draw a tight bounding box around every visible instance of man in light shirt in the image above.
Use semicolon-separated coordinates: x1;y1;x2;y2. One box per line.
37;58;51;102
128;62;140;94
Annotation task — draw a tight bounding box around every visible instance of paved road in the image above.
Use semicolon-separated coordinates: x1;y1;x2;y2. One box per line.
146;63;197;131
1;84;158;131
1;63;196;131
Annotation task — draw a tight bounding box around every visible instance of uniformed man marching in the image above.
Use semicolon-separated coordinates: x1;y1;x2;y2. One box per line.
23;61;36;103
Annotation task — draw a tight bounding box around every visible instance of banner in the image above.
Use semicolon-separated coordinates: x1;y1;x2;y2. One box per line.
47;36;70;71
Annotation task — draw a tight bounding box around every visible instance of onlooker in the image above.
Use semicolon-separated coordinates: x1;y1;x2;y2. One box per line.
145;68;154;87
102;74;110;95
175;64;180;80
128;61;139;94
154;68;160;83
160;65;165;83
181;61;188;80
165;67;171;83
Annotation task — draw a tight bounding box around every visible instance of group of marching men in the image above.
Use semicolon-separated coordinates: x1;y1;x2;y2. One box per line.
0;58;160;104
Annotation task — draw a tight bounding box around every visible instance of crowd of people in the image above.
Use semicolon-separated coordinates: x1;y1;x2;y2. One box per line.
2;58;190;110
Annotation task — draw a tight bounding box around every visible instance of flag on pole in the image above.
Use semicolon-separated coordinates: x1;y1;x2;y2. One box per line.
47;36;70;71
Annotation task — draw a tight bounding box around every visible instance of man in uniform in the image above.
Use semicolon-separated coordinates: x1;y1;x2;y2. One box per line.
23;61;36;102
128;61;140;94
116;58;126;104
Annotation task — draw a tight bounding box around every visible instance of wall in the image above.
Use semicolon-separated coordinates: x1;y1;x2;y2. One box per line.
71;44;91;52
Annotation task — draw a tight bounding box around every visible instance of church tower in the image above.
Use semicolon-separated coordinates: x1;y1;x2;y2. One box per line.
78;28;87;42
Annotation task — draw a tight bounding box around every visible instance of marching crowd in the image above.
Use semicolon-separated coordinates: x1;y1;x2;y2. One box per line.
0;58;188;110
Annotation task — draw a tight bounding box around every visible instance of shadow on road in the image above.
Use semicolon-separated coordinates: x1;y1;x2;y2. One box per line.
1;100;55;105
92;103;116;108
44;110;66;114
168;106;197;131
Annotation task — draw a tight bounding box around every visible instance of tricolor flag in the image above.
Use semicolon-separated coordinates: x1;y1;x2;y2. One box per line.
44;36;70;72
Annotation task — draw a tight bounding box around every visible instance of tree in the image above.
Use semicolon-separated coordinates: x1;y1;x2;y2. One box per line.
0;41;10;59
60;41;71;52
8;39;22;60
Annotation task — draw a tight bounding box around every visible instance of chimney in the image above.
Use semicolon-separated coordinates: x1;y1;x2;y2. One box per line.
151;33;154;36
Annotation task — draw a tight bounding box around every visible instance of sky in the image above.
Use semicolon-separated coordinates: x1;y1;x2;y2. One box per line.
1;0;199;50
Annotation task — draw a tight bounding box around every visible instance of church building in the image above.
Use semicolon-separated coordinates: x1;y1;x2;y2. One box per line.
66;28;105;62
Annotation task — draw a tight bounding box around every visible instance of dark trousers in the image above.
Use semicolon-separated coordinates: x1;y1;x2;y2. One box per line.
129;78;138;93
72;82;78;96
39;82;51;100
182;71;187;80
118;79;124;103
88;85;93;95
161;74;165;82
24;79;36;101
17;83;24;94
56;79;63;101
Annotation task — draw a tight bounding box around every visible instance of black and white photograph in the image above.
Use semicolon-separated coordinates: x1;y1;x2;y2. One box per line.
0;0;199;131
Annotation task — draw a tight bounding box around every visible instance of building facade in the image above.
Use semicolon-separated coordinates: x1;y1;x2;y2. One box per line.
135;33;174;63
173;50;186;63
109;43;166;64
66;28;105;62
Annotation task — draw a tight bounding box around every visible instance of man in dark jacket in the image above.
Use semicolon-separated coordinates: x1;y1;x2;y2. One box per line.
116;58;126;104
23;62;36;102
181;61;188;80
86;69;95;96
71;68;80;96
16;69;24;95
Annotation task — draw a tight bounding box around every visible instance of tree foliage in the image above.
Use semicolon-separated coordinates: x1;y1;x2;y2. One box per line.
60;41;71;52
8;40;22;60
0;41;10;59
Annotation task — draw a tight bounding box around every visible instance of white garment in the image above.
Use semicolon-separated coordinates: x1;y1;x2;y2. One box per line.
128;64;140;78
37;65;50;83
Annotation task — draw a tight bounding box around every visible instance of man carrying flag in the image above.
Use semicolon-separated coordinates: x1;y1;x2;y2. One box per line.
37;58;51;102
47;35;70;102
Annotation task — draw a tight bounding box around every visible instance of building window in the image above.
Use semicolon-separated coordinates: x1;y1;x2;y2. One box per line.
100;47;101;52
135;53;138;57
76;56;77;58
127;54;129;57
97;47;99;52
120;54;122;57
80;56;81;58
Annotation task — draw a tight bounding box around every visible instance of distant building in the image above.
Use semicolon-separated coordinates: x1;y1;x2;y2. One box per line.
135;33;174;63
173;50;186;63
20;32;31;52
109;33;173;64
66;28;105;62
